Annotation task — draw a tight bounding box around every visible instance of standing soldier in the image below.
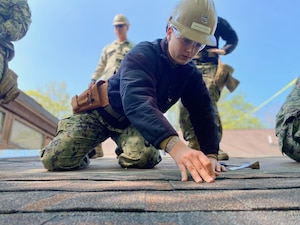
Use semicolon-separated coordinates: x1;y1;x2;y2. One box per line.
179;16;239;160
0;0;31;104
88;14;134;158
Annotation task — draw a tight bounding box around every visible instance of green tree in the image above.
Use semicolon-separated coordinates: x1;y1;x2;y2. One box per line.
25;82;72;119
218;90;264;129
162;91;265;130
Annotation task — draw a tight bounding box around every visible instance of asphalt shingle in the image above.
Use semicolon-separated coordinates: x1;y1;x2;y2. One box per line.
0;152;299;225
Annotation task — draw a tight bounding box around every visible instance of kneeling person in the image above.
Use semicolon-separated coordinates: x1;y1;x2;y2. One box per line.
40;0;226;183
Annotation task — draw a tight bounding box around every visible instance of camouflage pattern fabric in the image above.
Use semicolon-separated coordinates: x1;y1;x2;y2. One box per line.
91;40;134;81
115;124;162;169
0;0;31;42
40;109;162;171
0;0;32;72
91;40;134;157
0;0;31;103
0;68;19;104
276;77;300;162
179;101;200;150
179;62;222;149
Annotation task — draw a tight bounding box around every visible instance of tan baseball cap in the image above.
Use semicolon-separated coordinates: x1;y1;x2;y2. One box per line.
112;14;129;25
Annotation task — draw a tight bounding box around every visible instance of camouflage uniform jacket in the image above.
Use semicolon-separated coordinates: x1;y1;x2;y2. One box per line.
276;77;300;135
91;39;134;81
105;38;219;154
0;0;31;61
275;77;300;162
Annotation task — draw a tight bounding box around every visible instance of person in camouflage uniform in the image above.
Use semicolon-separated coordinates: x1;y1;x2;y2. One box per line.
0;0;31;104
40;0;227;184
276;77;300;162
179;16;238;160
89;14;134;158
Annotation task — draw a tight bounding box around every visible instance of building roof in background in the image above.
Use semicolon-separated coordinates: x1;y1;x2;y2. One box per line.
220;129;281;158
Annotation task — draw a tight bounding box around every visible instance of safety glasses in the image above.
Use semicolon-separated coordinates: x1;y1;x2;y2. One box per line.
170;25;206;51
114;24;125;29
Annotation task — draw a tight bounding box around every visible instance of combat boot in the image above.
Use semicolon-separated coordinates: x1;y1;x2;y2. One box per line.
89;144;104;159
218;149;229;160
115;147;123;158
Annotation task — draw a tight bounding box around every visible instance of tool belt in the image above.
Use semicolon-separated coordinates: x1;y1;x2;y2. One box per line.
215;63;240;92
71;80;109;114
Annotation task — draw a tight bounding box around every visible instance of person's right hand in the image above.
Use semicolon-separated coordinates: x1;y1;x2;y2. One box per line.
168;140;217;183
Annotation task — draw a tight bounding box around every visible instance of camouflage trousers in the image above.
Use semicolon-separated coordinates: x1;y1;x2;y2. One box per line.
276;77;300;162
179;62;222;149
40;109;162;171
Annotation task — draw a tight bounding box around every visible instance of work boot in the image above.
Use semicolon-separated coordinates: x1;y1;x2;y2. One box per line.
89;144;104;159
88;149;96;158
218;149;229;161
115;147;123;158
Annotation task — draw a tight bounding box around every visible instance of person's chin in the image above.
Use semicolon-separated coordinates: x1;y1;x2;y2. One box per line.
177;59;190;65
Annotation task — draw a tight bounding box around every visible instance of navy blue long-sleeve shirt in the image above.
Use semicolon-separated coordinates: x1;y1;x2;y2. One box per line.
106;38;219;155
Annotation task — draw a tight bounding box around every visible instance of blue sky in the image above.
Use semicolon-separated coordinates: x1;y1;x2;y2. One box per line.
10;0;300;126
